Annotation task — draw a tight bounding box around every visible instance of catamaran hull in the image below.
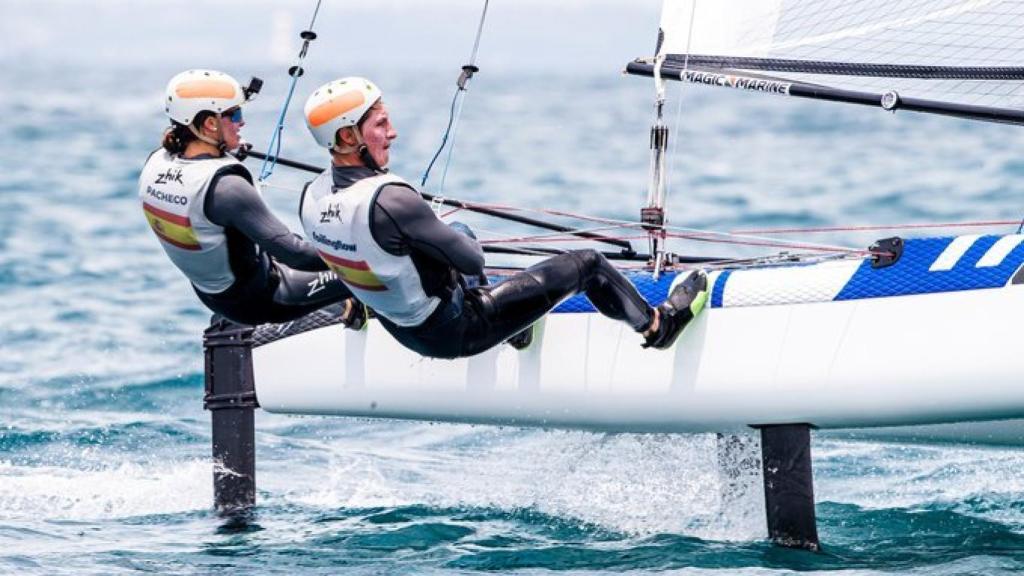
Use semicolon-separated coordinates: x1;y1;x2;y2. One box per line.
253;235;1024;440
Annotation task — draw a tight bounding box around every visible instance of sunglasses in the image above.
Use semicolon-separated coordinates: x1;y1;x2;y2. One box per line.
221;107;243;123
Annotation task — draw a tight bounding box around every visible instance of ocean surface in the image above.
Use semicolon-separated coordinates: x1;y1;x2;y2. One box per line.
5;56;1024;575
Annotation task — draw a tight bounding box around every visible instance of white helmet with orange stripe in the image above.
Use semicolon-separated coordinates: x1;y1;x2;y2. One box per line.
304;77;382;149
165;69;247;126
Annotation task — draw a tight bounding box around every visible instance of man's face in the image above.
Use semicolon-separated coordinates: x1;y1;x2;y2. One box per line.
360;102;397;168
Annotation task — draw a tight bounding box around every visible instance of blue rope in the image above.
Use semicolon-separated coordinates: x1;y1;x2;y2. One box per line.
259;75;301;182
437;93;468;195
420;0;490;193
421;89;462;188
258;0;323;183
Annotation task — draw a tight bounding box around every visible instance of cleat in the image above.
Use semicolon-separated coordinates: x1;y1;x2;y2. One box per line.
643;270;708;350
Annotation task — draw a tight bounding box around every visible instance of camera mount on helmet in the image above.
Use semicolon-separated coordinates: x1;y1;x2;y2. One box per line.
243;77;263;101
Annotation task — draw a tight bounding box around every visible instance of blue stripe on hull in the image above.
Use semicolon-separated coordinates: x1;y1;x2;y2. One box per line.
552;269;682;313
836;235;1024;301
711;270;732;309
490;235;1024;314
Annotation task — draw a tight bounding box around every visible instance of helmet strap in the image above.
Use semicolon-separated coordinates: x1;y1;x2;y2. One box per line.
331;126;386;173
330;143;360;155
358;145;384;173
187;123;225;150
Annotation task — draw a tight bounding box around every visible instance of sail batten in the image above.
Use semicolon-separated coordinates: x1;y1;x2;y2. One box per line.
638;0;1024;118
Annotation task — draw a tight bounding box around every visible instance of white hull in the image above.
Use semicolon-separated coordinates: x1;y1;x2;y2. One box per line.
253;275;1024;439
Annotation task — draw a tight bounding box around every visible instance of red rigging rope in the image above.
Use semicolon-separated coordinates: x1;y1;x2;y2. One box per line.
479;233;878;256
435;199;875;253
440;198;1019;238
474;221;879;254
436;197;1014;259
732;220;1021;235
483;248;872;273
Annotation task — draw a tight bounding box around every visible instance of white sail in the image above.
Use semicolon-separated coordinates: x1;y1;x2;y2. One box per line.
659;0;783;58
654;0;1024;111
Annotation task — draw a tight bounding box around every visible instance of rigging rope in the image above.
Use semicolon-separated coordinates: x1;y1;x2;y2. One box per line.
421;90;463;192
259;181;307;194
462;208;870;255
478;231;874;256
420;0;491;194
734;220;1021;235
428;194;953;258
484;250;857;274
428;188;1015;259
666;0;699;203
257;0;324;184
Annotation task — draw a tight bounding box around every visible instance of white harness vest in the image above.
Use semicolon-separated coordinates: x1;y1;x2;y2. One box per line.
138;150;251;294
301;170;440;327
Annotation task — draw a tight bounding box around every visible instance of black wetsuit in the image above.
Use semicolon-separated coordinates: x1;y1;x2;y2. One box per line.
196;164;351;325
334;166;654;358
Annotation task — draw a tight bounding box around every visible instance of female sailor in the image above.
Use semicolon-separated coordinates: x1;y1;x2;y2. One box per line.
138;69;357;326
298;77;707;359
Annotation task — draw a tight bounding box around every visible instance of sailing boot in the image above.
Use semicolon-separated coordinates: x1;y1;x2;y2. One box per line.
643;270;708;350
339;298;369;331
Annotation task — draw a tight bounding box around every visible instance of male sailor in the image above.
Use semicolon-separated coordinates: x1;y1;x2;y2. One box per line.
298;76;707;359
139;69;360;326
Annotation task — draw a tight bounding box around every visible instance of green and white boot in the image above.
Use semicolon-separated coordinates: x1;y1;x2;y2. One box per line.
643;270;708;350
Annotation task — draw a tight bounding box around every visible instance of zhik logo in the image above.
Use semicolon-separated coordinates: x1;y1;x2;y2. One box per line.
155;168;184;185
320;204;342;223
307;270;339;297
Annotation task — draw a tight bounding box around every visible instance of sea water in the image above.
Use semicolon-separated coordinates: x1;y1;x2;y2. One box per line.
6;20;1024;576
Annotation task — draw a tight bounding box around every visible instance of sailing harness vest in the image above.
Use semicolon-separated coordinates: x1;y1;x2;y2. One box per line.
301;170;442;327
138;149;254;294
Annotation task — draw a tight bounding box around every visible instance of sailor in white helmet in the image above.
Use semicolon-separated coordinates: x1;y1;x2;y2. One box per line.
139;69;361;326
299;77;707;358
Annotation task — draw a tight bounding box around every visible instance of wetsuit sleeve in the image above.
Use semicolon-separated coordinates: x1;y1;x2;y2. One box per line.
372;184;485;275
206;174;327;271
